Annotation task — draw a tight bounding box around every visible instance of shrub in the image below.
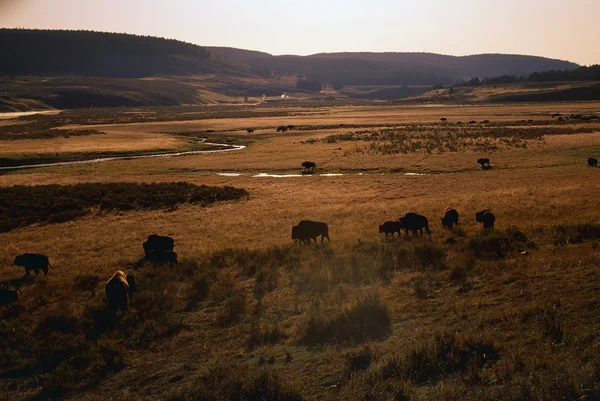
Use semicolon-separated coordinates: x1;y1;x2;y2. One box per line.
300;294;390;346
166;363;303;401
0;182;248;232
217;293;246;326
469;230;512;259
73;274;101;295
553;223;600;245
247;323;288;350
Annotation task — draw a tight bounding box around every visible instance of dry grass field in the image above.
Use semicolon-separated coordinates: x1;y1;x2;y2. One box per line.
1;102;600;400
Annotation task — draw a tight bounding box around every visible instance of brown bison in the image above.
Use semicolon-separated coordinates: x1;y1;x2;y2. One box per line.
105;270;136;314
379;221;401;238
292;220;330;244
247;129;254;134
476;209;496;230
477;158;491;168
399;213;431;238
0;288;21;306
441;207;459;230
587;158;598;167
14;253;50;276
301;161;317;171
143;234;174;257
146;249;178;265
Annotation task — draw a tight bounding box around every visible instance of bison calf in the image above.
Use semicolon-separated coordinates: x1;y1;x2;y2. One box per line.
14;253;51;276
441;208;459;230
105;271;136;314
399;213;431;238
0;288;21;306
476;209;496;230
379;221;401;238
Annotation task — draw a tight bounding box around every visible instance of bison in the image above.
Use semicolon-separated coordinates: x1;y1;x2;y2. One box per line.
477;158;491;168
0;288;21;306
276;126;288;132
476;209;496;230
143;234;174;256
14;253;50;276
292;220;330;244
105;270;136;314
302;161;317;172
441;207;459;230
379;221;401;238
146;249;178;265
399;213;431;238
587;158;598;167
247;129;254;134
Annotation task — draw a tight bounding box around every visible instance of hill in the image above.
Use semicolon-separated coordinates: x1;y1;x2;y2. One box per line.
1;30;579;85
0;29;255;78
209;49;579;85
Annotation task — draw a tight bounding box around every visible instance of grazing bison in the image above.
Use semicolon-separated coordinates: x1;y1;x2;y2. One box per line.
441;207;459;230
587;158;598;167
440;117;448;122
476;209;496;230
398;213;431;238
146;249;178;265
292;220;330;243
143;234;174;256
0;288;21;306
247;129;254;134
477;158;491;168
14;253;50;276
105;270;136;314
302;161;317;171
379;221;402;238
287;125;296;130
276;126;288;132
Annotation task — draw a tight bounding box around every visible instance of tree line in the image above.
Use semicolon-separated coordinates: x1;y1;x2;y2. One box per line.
458;65;600;87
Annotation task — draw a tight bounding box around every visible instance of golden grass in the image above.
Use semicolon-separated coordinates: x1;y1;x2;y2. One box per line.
2;102;600;400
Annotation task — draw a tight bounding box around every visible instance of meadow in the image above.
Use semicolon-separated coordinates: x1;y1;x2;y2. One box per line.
1;102;600;400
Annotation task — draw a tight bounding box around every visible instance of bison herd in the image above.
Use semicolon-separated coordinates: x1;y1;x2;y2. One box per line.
1;234;176;312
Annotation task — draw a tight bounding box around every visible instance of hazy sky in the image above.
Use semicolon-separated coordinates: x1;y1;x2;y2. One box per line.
1;0;599;65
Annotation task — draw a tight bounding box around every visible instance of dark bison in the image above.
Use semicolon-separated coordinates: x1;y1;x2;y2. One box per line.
14;253;50;276
399;213;431;238
476;209;496;230
302;161;317;171
247;129;254;134
379;221;401;238
143;234;174;256
0;288;21;306
440;117;448;122
146;249;178;265
276;126;288;132
477;158;491;168
441;207;459;230
287;125;296;130
105;270;136;314
292;220;330;244
587;158;598;167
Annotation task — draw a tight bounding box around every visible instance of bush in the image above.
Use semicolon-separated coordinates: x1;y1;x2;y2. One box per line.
167;363;303;401
300;294;390;346
217;293;246;326
469;230;512;259
0;182;248;232
247;323;288;350
553;223;600;245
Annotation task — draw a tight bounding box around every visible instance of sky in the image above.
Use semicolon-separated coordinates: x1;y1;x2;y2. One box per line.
1;0;599;65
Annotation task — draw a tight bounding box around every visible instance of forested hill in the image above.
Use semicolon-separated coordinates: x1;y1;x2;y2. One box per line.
209;49;580;85
0;29;580;85
0;29;252;78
